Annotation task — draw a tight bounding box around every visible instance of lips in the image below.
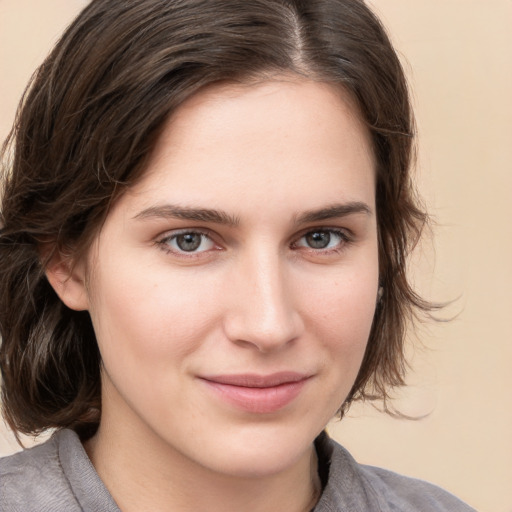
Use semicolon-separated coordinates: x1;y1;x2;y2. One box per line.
199;372;311;414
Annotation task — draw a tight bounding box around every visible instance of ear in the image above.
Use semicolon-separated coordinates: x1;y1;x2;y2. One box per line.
45;253;90;311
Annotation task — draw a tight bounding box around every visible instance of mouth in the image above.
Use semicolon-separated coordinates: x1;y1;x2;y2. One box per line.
199;372;311;414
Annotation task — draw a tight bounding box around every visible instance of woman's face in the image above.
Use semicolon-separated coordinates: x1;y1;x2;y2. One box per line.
78;78;378;477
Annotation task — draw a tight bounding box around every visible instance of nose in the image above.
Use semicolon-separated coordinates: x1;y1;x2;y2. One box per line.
223;250;304;353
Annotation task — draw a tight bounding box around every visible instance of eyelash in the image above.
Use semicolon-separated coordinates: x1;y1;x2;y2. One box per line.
155;227;352;258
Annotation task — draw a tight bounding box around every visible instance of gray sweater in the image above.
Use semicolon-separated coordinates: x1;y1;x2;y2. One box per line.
0;429;477;511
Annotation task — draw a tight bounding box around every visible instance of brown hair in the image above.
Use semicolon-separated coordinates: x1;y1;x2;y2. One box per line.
0;0;431;438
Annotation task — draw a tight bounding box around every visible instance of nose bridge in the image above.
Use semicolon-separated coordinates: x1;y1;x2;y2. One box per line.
225;245;302;351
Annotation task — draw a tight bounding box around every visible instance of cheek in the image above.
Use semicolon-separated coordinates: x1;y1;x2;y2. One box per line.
302;269;378;339
86;262;226;424
87;262;223;370
294;271;378;422
298;265;378;392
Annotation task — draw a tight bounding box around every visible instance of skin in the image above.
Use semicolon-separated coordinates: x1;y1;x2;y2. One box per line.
50;77;379;512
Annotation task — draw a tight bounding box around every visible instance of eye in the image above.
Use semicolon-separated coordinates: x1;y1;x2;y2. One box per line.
293;229;349;251
158;230;216;254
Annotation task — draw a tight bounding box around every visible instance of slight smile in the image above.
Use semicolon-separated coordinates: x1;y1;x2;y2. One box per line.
199;372;312;414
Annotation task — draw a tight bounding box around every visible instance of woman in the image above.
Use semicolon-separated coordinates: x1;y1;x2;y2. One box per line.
0;0;476;510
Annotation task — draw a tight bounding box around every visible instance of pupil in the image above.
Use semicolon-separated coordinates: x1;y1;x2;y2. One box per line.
177;233;201;251
306;231;330;249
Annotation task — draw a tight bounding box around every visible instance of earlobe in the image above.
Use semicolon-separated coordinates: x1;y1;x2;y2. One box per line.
45;256;90;311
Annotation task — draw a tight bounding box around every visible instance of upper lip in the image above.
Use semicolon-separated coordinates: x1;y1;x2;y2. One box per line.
200;372;310;388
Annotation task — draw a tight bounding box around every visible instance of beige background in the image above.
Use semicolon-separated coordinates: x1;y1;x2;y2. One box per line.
1;1;511;511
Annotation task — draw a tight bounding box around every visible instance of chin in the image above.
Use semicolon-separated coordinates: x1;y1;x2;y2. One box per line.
188;422;319;479
211;446;310;479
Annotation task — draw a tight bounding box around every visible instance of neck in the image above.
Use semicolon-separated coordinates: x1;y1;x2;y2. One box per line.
84;418;321;512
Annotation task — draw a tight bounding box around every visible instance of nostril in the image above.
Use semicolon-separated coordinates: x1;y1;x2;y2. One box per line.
223;303;304;352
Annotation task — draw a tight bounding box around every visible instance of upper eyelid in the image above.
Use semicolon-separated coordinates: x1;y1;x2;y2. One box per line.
156;225;350;236
293;226;353;241
157;227;215;241
156;228;218;251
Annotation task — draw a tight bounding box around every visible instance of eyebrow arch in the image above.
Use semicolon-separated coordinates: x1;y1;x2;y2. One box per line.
294;202;373;225
133;204;240;226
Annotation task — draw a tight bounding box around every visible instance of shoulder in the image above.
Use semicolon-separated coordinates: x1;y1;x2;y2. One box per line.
315;433;477;512
0;431;82;512
358;463;477;512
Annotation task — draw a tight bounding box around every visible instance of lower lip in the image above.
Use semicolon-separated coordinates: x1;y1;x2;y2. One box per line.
201;379;308;414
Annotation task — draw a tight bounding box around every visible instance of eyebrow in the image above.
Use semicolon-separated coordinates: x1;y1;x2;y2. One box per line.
133;204;240;226
293;202;373;224
133;201;372;227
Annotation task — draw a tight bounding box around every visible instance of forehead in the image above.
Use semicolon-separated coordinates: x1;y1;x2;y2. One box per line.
117;77;375;219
